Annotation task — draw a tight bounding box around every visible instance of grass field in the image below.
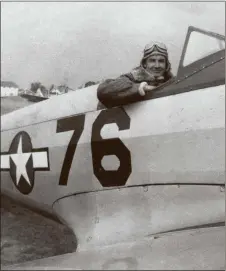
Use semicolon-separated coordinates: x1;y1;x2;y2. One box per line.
1;96;34;116
1;195;77;268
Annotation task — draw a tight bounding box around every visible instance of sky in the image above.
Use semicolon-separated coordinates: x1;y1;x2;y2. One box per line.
1;2;225;90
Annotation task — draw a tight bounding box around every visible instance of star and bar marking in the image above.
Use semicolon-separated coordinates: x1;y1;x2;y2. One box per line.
1;131;50;195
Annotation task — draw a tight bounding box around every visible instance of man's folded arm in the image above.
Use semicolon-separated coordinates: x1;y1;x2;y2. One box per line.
97;75;144;108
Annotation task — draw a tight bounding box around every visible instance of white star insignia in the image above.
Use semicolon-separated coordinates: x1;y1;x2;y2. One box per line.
10;136;32;186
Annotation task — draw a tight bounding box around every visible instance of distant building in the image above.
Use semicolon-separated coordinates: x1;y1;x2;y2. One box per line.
49;87;62;97
35;88;44;97
1;81;19;97
49;84;73;97
57;85;69;93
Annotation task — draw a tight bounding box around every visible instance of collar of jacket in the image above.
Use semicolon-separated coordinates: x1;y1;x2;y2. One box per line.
128;66;162;84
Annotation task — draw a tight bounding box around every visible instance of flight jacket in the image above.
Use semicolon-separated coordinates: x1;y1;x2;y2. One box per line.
97;66;174;109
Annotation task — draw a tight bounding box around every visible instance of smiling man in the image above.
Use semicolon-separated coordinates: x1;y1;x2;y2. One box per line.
97;42;174;108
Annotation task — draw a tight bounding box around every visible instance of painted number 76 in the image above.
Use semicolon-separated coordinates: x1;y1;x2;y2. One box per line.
56;108;132;187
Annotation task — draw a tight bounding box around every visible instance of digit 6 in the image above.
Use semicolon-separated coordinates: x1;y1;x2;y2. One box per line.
91;108;132;187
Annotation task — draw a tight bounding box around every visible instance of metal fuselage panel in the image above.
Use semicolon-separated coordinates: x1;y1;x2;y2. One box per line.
1;84;224;211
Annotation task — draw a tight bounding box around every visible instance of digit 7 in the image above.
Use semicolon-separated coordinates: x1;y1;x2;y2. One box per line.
56;114;85;186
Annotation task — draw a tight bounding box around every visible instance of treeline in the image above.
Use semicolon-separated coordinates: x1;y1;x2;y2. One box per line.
28;80;99;95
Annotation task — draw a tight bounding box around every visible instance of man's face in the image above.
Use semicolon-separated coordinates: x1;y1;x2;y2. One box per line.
145;55;166;77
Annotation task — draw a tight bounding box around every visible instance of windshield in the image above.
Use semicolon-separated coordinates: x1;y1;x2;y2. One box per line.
183;30;225;66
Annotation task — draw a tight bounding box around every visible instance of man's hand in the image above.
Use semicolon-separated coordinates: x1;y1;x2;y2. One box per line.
138;82;156;96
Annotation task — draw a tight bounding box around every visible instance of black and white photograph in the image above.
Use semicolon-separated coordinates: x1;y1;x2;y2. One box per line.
1;1;225;269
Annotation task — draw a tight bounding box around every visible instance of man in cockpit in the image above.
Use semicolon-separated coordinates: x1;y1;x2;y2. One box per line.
97;42;174;108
